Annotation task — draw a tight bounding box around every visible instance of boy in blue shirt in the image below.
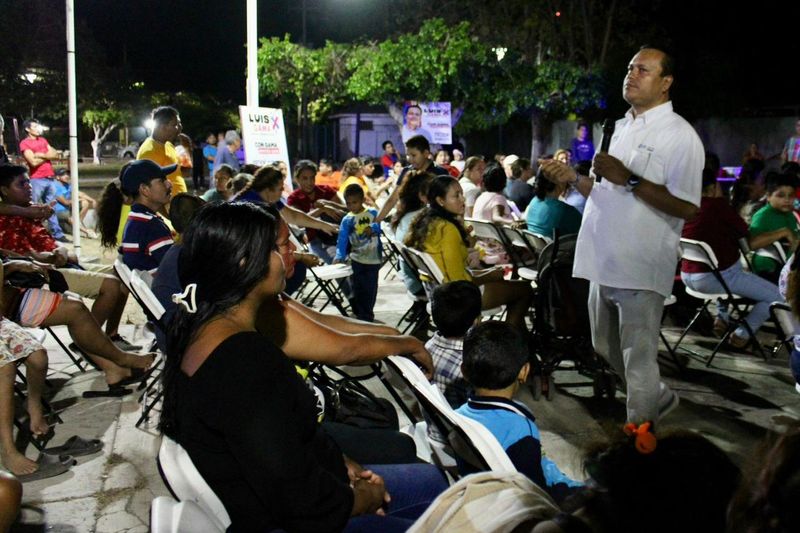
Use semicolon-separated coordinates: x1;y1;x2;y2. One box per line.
335;184;382;321
457;320;582;502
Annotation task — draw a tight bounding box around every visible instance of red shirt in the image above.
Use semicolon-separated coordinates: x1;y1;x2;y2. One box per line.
0;215;58;254
286;185;339;241
19;136;55;179
681;196;748;273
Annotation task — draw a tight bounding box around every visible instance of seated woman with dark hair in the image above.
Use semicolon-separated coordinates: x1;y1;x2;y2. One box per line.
405;176;534;332
526;167;582;240
160;202;446;532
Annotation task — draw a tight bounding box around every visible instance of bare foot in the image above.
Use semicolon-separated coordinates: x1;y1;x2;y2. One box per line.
0;450;38;476
26;401;49;436
123;352;155;370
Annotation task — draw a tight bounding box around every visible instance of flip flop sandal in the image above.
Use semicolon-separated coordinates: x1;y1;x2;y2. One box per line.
43;435;104;457
82;386;132;399
109;365;157;391
16;454;73;483
39;452;76;467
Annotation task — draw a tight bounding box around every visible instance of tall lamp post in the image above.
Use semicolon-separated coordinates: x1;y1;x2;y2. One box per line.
246;0;259;108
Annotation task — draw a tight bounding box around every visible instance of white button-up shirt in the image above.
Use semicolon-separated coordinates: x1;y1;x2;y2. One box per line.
573;101;704;297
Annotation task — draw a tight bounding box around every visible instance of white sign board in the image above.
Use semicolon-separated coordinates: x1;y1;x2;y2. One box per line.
401;101;452;145
239;105;292;193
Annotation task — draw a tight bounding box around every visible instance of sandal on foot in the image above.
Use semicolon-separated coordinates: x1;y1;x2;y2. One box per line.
82;387;132;399
44;435;104;457
16;454;74;483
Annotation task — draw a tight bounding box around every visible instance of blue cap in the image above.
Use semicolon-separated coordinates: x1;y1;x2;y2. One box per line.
120;159;177;195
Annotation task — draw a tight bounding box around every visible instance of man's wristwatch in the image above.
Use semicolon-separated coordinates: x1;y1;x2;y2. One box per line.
625;173;642;192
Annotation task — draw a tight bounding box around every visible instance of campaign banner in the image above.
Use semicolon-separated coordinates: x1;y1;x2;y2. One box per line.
239;106;292;192
401;101;452;145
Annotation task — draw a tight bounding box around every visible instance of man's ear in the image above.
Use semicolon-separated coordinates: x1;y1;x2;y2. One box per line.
518;362;530;384
661;75;674;96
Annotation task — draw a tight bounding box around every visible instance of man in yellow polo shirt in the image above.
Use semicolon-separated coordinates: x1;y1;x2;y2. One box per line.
136;106;187;195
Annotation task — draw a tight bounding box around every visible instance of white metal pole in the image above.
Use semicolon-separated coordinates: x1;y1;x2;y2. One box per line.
246;0;259;107
66;0;81;255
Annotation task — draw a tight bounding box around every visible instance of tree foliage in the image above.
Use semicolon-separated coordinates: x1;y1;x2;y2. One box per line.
257;36;352;122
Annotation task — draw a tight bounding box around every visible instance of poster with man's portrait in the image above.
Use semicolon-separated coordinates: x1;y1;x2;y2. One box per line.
401;101;452;145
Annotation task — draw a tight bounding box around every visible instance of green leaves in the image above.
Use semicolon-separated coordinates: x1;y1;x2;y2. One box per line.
256;18;604;135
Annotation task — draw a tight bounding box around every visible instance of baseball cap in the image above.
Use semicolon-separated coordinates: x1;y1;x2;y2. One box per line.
120;159;176;195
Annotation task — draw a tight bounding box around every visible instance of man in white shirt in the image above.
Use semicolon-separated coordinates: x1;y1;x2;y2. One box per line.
539;46;704;427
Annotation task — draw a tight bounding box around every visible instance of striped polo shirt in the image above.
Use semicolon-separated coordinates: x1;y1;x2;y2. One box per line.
121;203;174;272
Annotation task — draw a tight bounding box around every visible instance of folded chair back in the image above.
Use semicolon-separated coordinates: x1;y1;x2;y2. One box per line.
158;436;232;531
679;238;720;270
150;496;225;533
384;356;517;474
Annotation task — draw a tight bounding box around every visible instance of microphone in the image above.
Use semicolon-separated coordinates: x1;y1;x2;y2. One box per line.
595;118;616;182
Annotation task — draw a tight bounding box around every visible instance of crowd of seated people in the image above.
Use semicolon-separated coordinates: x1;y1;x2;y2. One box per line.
8;117;800;533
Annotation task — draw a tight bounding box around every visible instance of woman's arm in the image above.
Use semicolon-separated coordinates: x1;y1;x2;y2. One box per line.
256;296;434;376
280;205;340;235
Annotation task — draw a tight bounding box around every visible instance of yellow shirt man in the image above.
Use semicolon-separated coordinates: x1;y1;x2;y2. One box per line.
136;138;187;194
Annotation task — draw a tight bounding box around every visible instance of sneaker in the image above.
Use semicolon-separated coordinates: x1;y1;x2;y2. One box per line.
658;390;680;420
110;334;143;352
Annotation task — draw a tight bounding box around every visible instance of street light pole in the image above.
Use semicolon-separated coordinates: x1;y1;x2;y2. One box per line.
66;0;81;256
246;0;259;107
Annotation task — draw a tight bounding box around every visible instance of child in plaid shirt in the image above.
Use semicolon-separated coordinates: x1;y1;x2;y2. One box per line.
426;281;482;408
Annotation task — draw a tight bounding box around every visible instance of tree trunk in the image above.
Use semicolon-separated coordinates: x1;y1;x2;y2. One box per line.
91;123;120;165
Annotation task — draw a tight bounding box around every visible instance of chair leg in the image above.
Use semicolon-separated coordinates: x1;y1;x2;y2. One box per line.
46;327;86;373
673;302;711;353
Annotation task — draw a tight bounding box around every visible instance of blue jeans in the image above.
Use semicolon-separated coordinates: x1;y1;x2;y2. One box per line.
30;177;64;238
344;463;448;532
351;261;380;322
681;261;782;339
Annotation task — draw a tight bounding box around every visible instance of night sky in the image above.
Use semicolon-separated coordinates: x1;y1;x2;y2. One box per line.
77;0;799;116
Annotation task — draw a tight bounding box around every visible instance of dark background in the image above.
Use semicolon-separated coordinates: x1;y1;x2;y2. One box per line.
78;0;800;118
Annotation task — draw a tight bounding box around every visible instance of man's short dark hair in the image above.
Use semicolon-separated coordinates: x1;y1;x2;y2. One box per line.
343;183;365;199
152;106;179;126
639;44;675;77
0;164;27;189
405;134;430;154
766;173;799;194
169;193;205;234
577;122;589;130
511;158;531;180
319;158;333;167
405;104;422;115
23;118;40;131
462;321;528;390
431;281;481;338
382;140;394;150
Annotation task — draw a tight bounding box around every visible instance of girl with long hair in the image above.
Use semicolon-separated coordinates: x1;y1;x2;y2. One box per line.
405;176;534;332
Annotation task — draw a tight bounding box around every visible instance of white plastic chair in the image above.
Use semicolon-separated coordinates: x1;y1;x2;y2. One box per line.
676;238;766;364
754;241;788;266
384;355;517;475
770;302;800;356
157;435;232;532
150;496;224;533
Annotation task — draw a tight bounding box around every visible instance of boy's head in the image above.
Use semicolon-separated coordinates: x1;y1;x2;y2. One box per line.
343;183;365;212
431;281;481;338
766;173;798;213
405;135;431;170
462;321;529;391
169;193;205;235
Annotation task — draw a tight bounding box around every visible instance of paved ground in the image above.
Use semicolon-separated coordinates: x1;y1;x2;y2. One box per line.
6;236;800;532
